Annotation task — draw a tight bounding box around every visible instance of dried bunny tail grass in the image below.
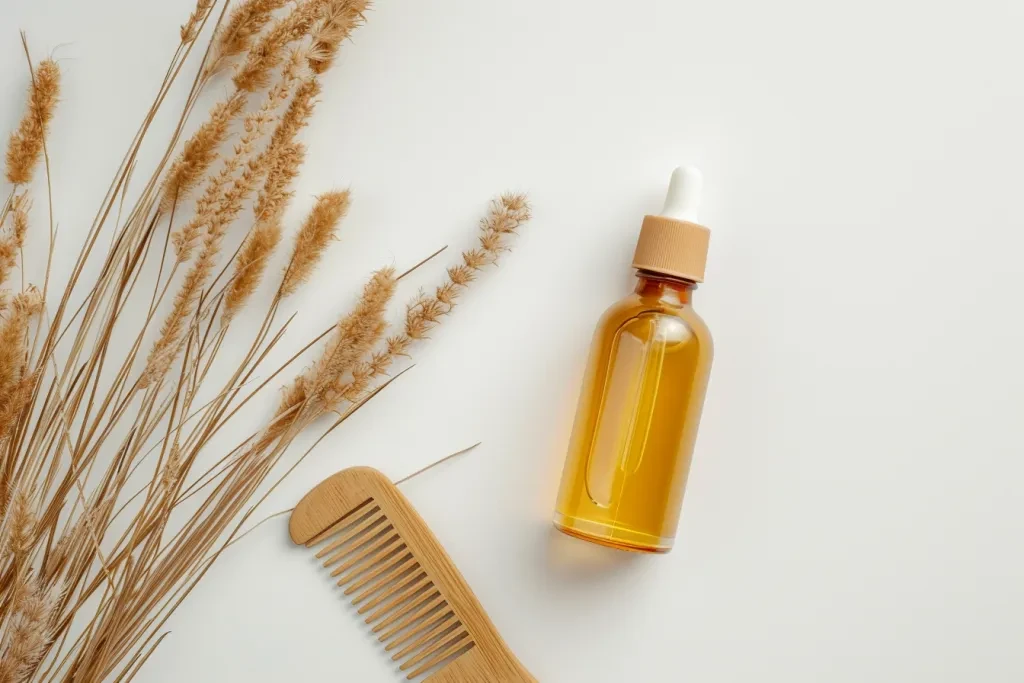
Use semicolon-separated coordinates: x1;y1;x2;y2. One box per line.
0;194;30;288
172;49;308;262
172;167;232;263
279;189;350;297
5;58;60;186
0;288;43;399
215;48;311;229
160;93;247;214
276;265;395;422
407;193;529;340
311;266;396;405
10;194;29;244
268;77;320;153
180;0;216;44
223;141;305;321
140;255;209;389
255;141;305;223
0;369;39;443
308;0;371;74
2;486;36;563
264;380;308;446
173;184;225;263
207;0;291;76
149;54;311;385
336;194;531;403
0;574;58;683
223;219;283;322
234;0;329;91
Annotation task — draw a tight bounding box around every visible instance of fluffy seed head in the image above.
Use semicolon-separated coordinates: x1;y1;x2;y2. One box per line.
234;0;327;91
288;266;396;412
181;0;216;43
5;58;60;186
0;369;39;443
280;190;350;297
208;0;291;76
0;288;44;402
0;194;30;288
331;194;531;400
0;573;59;683
223;220;284;322
268;78;321;154
308;0;371;74
160;93;247;213
2;487;36;562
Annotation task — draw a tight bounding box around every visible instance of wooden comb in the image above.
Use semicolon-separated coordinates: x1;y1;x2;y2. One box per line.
290;466;536;682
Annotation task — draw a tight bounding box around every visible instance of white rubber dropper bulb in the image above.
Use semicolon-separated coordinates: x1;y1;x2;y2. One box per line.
660;166;703;223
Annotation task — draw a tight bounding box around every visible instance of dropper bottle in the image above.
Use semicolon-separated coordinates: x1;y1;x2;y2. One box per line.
553;167;714;553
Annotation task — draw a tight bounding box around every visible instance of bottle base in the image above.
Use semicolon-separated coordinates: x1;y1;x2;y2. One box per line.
552;512;672;554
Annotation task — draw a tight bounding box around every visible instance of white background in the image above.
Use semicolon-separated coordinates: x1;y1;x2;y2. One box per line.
3;0;1024;681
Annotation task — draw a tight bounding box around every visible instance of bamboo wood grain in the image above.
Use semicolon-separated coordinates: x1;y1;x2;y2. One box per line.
290;466;536;682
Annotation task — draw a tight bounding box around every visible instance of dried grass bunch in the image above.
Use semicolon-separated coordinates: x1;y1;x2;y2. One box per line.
0;1;530;680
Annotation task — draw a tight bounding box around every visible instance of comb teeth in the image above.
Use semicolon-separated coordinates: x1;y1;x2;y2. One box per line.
307;497;476;680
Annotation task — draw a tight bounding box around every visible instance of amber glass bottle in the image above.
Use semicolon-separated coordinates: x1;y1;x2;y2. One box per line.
554;167;714;553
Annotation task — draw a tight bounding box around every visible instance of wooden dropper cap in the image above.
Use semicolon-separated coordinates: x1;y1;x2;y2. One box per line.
631;166;711;283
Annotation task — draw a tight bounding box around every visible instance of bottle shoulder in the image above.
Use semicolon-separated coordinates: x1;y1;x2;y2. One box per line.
597;292;713;349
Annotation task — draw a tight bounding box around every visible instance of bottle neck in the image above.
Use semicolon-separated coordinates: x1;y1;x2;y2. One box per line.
634;269;696;306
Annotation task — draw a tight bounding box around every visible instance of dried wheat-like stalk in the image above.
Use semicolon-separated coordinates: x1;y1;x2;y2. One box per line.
172;47;308;262
0;290;43;404
280;189;349;296
293;266;396;406
309;0;370;74
338;194;531;401
0;370;38;444
223;221;283;322
4;59;59;186
0;575;57;683
223;141;305;320
255;141;305;224
1;487;36;563
159;93;247;214
270;78;320;151
180;0;216;44
0;194;30;286
207;0;291;76
234;0;329;91
149;50;312;387
261;265;396;450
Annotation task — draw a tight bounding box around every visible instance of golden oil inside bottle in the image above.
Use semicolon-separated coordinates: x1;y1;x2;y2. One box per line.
554;273;712;553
